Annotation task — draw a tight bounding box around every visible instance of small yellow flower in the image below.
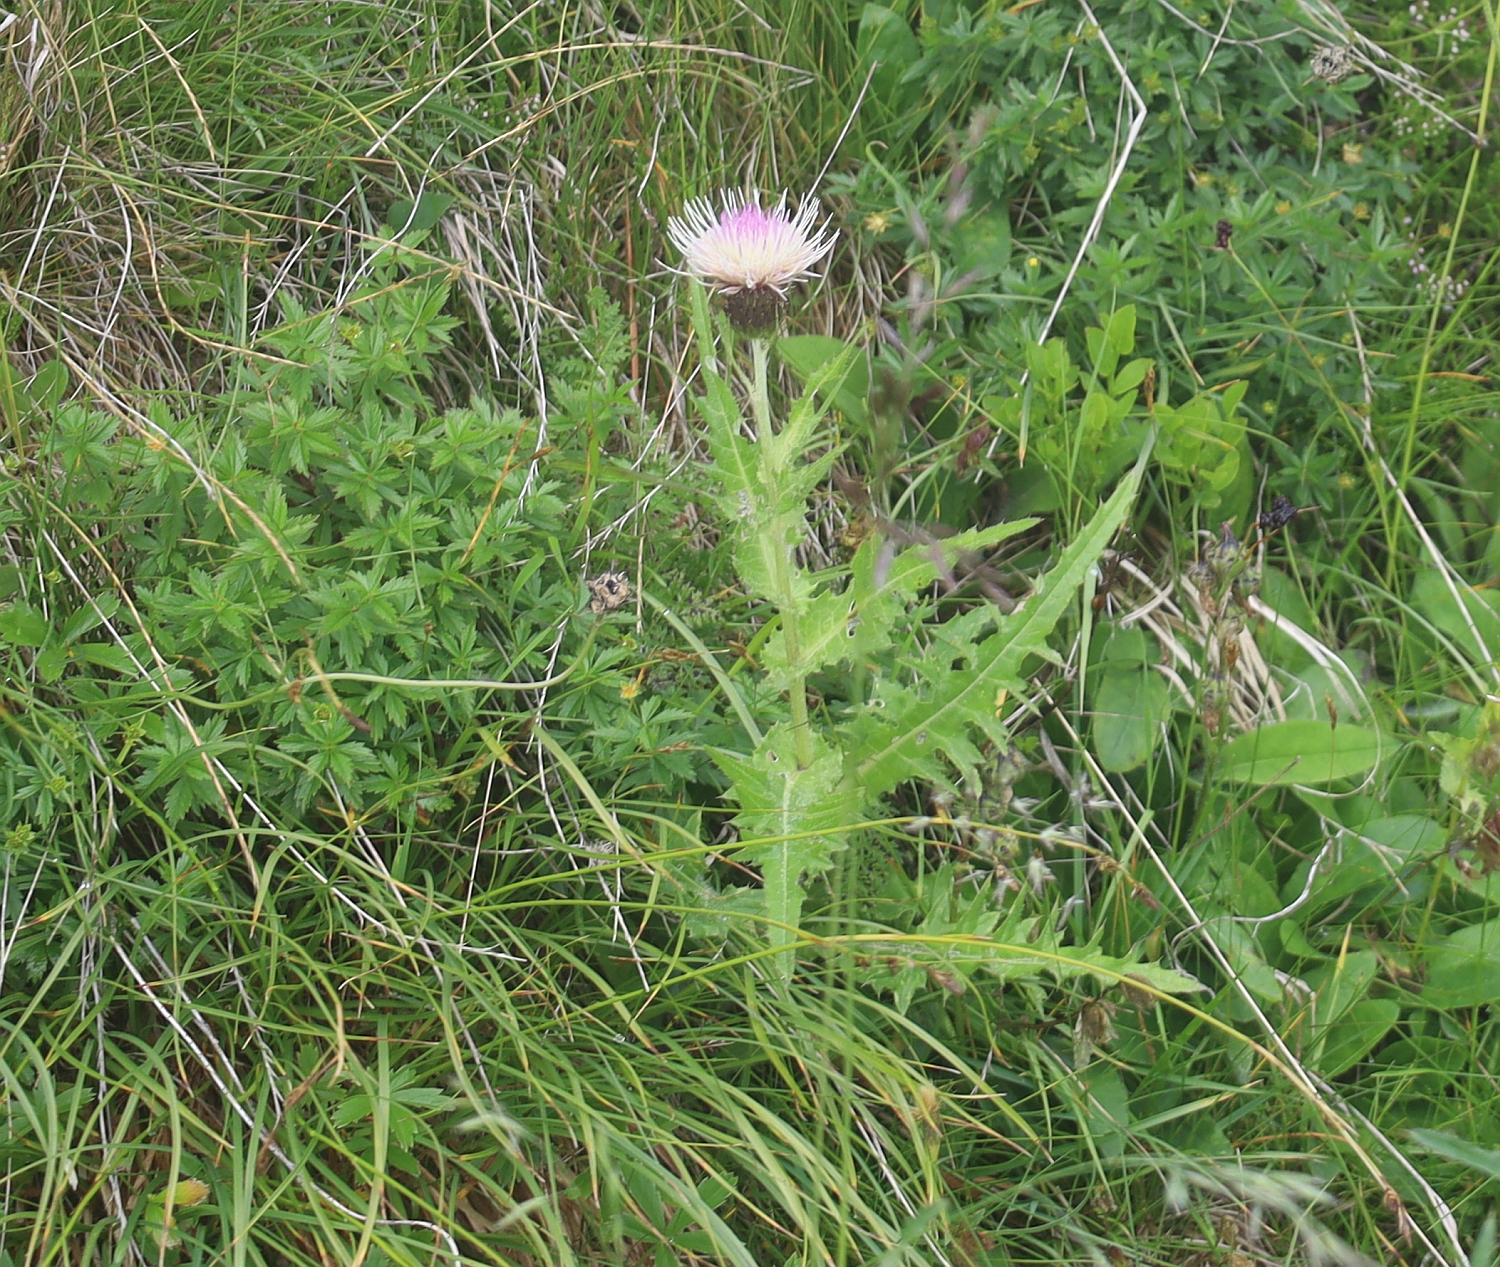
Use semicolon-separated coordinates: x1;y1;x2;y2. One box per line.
1027;256;1040;269
1438;222;1452;238
620;679;641;701
1276;201;1292;215
864;212;890;235
1338;474;1356;490
1343;142;1364;165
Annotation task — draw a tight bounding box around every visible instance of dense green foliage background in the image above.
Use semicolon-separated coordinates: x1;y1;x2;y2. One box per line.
2;0;1499;1264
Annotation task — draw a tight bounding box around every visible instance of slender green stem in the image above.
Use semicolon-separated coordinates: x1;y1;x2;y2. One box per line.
750;338;815;770
749;337;773;447
0;322;24;461
1397;0;1498;508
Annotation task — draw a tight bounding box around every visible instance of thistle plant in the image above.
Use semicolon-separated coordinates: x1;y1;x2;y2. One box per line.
670;190;1151;984
669;191;839;773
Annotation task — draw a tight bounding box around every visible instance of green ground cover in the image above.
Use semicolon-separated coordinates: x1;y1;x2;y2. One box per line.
2;0;1500;1263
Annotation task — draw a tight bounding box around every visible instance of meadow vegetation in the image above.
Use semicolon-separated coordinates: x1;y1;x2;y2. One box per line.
2;0;1500;1263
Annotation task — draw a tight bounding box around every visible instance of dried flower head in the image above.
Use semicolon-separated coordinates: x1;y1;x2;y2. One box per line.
1310;44;1356;83
586;571;632;614
668;190;837;332
1257;494;1300;534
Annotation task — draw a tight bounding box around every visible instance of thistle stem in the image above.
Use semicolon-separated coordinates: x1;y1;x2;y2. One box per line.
750;338;814;771
749;337;773;444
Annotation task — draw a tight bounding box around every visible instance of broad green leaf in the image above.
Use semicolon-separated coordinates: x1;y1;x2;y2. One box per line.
1112;357;1150;397
1212;856;1281;918
1279;920;1321;958
1090;662;1169;772
1256;566;1320;670
1155;384;1245;504
1205;444;1239;493
36;644;68;682
1315;999;1399;1076
1201;915;1282;1002
1279;826;1419;920
1353;813;1445;858
853;455;1145;793
1411;570;1500;666
1306;949;1380;1029
139;1178;211;1250
953;209;1011;282
1424;919;1500;1008
1106;305;1137;357
384;190;454;233
1076;1065;1130;1158
1081;390;1110;437
75;642;135;674
26;361;68;413
1085;324;1117;383
0;603;51;647
1217;720;1383;786
60;595;116;644
1281;660;1366;722
855;4;922;114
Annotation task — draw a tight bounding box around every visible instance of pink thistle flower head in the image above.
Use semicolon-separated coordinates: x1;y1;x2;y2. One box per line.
668;190;836;332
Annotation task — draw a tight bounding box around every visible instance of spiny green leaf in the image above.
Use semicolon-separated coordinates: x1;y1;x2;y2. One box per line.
697;361;837;612
853;457;1145;793
762;520;1035;690
778;335;871;424
713;724;856;945
857;911;1202;1014
1409;1129;1500;1181
774;339;860;468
